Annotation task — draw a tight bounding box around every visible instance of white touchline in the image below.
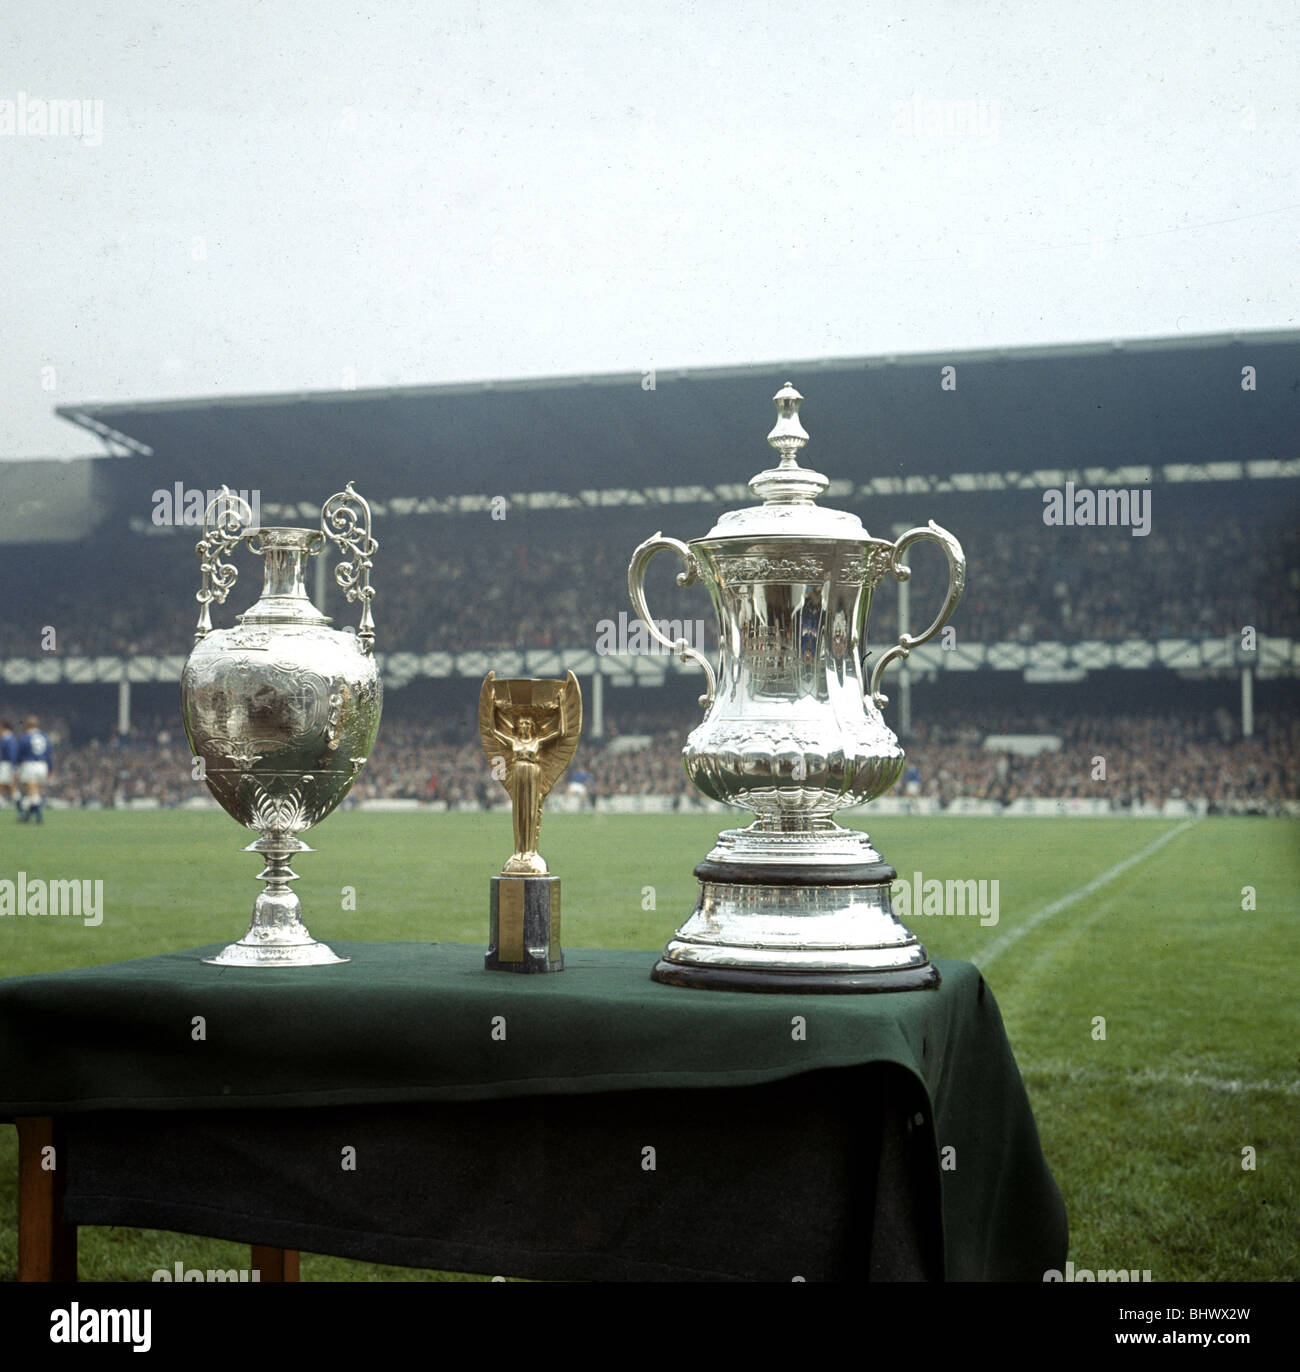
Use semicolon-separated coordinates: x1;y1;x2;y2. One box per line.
1018;1063;1300;1096
972;818;1199;972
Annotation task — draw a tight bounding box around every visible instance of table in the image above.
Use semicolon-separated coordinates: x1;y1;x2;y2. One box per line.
0;943;1067;1282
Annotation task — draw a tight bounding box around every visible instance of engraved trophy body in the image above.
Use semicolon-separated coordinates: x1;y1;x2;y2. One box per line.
628;385;965;991
180;485;382;966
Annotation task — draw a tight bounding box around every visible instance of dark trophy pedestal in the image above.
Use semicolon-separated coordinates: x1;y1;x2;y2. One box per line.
487;875;563;973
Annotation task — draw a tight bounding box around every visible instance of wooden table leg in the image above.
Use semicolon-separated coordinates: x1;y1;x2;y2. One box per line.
17;1116;77;1282
250;1245;300;1281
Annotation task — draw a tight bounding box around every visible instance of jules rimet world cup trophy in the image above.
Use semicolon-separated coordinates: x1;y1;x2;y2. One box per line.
628;383;965;992
479;671;582;972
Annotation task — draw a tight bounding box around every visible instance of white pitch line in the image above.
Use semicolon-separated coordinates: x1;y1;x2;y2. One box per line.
1020;1064;1300;1097
972;817;1199;972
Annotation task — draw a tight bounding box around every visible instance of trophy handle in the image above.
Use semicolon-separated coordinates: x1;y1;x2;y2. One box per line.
194;486;254;640
628;533;717;710
868;520;966;708
322;482;378;654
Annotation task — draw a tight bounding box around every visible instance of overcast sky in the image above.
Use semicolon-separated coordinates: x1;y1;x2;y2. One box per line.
1;0;1296;458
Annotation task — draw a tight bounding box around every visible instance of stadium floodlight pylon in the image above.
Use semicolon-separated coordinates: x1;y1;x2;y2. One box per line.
629;383;966;992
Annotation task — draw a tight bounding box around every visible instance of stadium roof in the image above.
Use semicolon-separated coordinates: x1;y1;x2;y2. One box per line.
54;330;1300;499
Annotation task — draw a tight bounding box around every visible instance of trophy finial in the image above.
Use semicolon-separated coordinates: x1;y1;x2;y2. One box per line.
767;382;809;464
750;381;828;504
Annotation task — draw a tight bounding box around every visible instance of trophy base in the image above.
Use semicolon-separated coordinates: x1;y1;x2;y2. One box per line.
203;938;348;968
487;874;563;973
651;959;940;994
650;857;938;994
203;836;350;967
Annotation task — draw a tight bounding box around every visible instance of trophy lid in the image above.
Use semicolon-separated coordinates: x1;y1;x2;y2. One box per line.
700;383;869;541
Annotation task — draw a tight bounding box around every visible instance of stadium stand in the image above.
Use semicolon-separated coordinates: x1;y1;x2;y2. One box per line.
2;332;1297;814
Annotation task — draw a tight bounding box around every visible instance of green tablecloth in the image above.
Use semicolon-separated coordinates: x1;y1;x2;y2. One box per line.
0;943;1067;1280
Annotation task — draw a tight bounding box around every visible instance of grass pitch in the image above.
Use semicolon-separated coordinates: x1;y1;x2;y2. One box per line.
0;810;1295;1282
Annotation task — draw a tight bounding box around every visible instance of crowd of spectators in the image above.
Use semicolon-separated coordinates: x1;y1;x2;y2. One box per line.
2;497;1297;657
3;485;1295;815
900;708;1298;811
11;704;1296;815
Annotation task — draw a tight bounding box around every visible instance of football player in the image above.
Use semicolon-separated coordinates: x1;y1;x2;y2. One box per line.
0;720;16;810
16;715;52;824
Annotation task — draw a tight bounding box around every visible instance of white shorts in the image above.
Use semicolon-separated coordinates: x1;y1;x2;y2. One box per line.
19;761;48;785
0;762;13;784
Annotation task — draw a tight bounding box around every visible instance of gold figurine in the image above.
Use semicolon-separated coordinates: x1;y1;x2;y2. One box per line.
478;671;582;876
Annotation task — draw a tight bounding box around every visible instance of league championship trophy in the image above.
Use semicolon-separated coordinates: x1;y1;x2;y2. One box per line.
478;671;582;973
180;485;382;966
628;384;965;992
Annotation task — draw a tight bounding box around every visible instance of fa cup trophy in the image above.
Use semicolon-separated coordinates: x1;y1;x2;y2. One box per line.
628;384;965;992
180;484;382;966
478;671;582;973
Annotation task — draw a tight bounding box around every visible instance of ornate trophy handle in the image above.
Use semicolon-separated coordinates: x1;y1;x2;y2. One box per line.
628;533;717;710
868;520;966;708
322;482;377;654
194;486;254;640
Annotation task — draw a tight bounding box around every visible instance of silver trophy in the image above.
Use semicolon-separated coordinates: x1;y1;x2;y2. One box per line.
180;485;382;966
629;384;965;992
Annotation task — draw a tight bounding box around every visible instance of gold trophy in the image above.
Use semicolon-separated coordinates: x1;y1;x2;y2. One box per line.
478;671;582;972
